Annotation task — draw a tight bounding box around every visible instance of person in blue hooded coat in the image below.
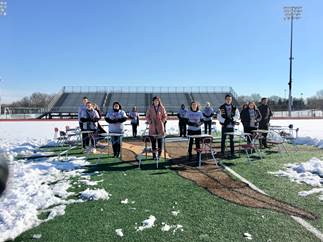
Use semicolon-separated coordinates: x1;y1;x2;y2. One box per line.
202;102;214;135
177;104;188;137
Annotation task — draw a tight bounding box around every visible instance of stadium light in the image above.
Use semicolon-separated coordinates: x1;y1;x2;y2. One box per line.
284;6;302;117
0;1;7;16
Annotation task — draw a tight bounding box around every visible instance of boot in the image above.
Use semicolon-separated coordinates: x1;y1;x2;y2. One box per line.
188;153;192;162
112;144;117;157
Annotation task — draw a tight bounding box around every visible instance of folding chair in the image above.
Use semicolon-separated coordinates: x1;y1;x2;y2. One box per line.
138;136;161;168
240;133;262;162
267;130;288;155
194;137;217;167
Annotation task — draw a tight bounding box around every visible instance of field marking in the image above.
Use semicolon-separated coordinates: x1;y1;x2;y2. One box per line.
291;216;323;241
220;163;323;242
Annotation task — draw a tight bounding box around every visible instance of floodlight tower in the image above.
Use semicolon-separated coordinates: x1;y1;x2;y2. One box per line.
284;6;302;117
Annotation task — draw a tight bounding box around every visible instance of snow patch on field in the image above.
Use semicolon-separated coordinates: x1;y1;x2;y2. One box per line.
136;215;156;231
79;188;111;201
161;223;184;234
79;179;103;186
243;232;253;240
294;137;323;149
115;228;124;237
269;157;323;201
0;140;109;242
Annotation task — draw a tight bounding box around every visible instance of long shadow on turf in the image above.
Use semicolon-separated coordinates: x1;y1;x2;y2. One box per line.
166;141;319;221
172;163;319;221
83;160;173;173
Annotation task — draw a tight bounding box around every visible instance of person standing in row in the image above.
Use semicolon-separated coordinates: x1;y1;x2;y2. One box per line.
240;102;262;143
185;101;204;161
177;104;188;137
78;96;89;148
202;102;214;135
105;102;127;158
93;103;106;134
258;97;273;148
146;96;167;159
128;106;140;138
218;94;240;158
79;101;100;149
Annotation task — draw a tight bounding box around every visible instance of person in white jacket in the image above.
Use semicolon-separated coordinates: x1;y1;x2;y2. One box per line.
105;102;127;158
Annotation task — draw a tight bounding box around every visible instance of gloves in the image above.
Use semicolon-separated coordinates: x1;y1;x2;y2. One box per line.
80;117;90;122
105;118;117;123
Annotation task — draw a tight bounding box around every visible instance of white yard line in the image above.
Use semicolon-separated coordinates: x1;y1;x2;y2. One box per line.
291;216;323;241
221;164;323;242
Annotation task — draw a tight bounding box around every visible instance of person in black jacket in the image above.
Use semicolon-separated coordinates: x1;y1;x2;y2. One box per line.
258;98;273;148
217;94;240;158
80;102;100;148
240;102;262;143
93;103;106;134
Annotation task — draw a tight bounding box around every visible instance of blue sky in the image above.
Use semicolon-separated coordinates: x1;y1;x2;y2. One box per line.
0;0;322;103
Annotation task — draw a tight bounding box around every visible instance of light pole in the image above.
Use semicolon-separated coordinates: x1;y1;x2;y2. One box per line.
0;1;7;116
284;6;302;117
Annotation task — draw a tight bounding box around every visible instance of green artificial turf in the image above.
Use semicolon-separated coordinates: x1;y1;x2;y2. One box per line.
14;145;323;242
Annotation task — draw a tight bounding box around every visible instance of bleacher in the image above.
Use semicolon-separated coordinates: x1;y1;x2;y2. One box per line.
39;86;238;119
191;92;228;108
38;92;107;118
105;93;147;113
152;93;191;113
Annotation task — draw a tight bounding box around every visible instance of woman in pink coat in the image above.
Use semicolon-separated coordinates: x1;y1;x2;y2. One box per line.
146;96;167;159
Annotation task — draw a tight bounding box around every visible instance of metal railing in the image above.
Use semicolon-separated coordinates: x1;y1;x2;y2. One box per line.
62;86;237;97
47;88;64;112
273;109;323;118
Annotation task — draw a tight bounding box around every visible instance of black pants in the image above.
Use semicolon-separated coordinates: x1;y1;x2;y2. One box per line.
204;120;212;134
131;124;138;137
221;127;234;155
243;126;257;144
150;136;162;156
179;120;187;137
111;136;121;156
259;123;269;146
188;129;201;156
80;122;87;148
79;123;95;148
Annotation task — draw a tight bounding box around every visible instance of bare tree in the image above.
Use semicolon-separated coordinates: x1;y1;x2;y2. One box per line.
9;93;55;108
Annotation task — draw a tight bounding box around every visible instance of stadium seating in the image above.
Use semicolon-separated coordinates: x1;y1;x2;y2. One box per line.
50;92;106;113
41;87;238;119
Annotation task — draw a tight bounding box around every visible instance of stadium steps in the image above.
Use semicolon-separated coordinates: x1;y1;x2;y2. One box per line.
185;93;192;105
105;93;113;110
145;93;152;112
